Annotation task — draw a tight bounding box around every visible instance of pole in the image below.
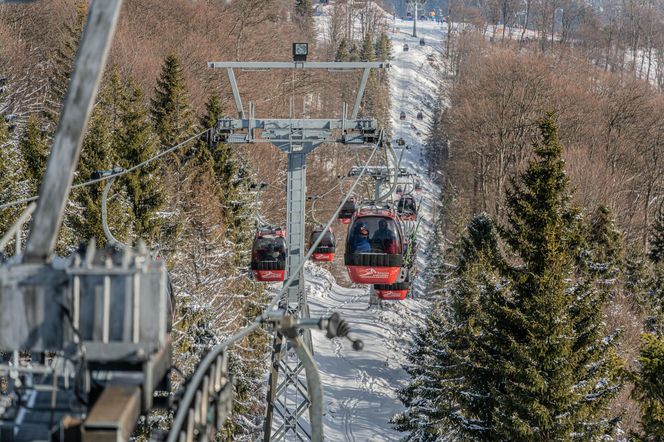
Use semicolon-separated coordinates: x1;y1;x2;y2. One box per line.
264;147;312;440
413;0;418;37
24;0;123;263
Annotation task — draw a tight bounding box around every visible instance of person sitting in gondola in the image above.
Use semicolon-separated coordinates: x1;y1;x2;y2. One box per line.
259;243;277;261
351;223;372;253
371;219;397;254
274;240;287;262
405;198;416;213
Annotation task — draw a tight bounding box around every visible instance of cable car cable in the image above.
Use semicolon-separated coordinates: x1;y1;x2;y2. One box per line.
0;129;209;211
253;183;271;227
308;175;347;224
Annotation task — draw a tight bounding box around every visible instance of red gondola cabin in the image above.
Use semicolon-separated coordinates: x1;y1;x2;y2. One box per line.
397;195;417;221
374;267;412;300
310;226;336;262
251;227;287;282
338;197;356;225
344;208;404;284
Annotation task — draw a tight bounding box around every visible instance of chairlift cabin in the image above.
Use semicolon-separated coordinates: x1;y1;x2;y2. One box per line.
403;43;409;51
416;111;423;120
419;38;425;46
250;227;287;282
374;267;412;300
344;208;404;284
397;195;417;221
414;180;423;193
338;197;356;225
399;111;406;120
310;226;336;262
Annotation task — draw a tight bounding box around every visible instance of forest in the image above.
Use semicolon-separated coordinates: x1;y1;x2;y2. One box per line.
0;0;393;438
400;0;664;439
1;0;664;440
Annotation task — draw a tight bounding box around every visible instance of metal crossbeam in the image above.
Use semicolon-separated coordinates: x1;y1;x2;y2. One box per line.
208;61;388;120
215;117;377;148
208;61;387;69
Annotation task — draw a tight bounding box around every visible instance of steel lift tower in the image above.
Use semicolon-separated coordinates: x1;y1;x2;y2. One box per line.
408;0;428;37
208;51;386;441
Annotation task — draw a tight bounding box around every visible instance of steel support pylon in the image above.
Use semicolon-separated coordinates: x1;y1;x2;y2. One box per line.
207;60;385;442
264;147;313;441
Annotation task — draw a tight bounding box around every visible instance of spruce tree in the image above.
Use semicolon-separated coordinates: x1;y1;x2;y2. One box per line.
116;82;163;244
649;204;664;265
0;120;24;249
150;54;196;150
170;121;267;438
105;67;128;134
424;98;448;178
394;213;501;440
360;33;375;62
335;38;349;62
199;95;247;227
393;305;451;441
581;205;624;305
295;0;313;18
375;31;393;60
485;114;622;440
198;94;224;178
646;206;664;333
19;115;49;194
634;333;664;439
625;248;653;312
69;109;112;245
348;42;360;62
46;0;87;127
68;88;132;248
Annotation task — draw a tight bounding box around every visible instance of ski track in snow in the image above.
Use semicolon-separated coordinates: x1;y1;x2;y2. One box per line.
308;5;445;442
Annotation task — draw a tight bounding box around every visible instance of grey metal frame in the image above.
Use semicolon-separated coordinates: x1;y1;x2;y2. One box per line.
0;2;172;439
24;0;122;263
209;60;385;441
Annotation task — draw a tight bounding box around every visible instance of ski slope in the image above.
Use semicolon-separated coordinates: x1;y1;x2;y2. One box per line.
308;10;445;441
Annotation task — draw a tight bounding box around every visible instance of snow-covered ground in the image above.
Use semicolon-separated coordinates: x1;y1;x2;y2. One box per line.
307;10;445;441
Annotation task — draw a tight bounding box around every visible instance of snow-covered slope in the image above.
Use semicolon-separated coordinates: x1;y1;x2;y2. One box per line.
308;11;445;441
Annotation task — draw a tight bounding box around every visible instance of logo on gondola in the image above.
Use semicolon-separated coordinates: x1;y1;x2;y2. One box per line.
261;271;281;278
358;268;390;279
